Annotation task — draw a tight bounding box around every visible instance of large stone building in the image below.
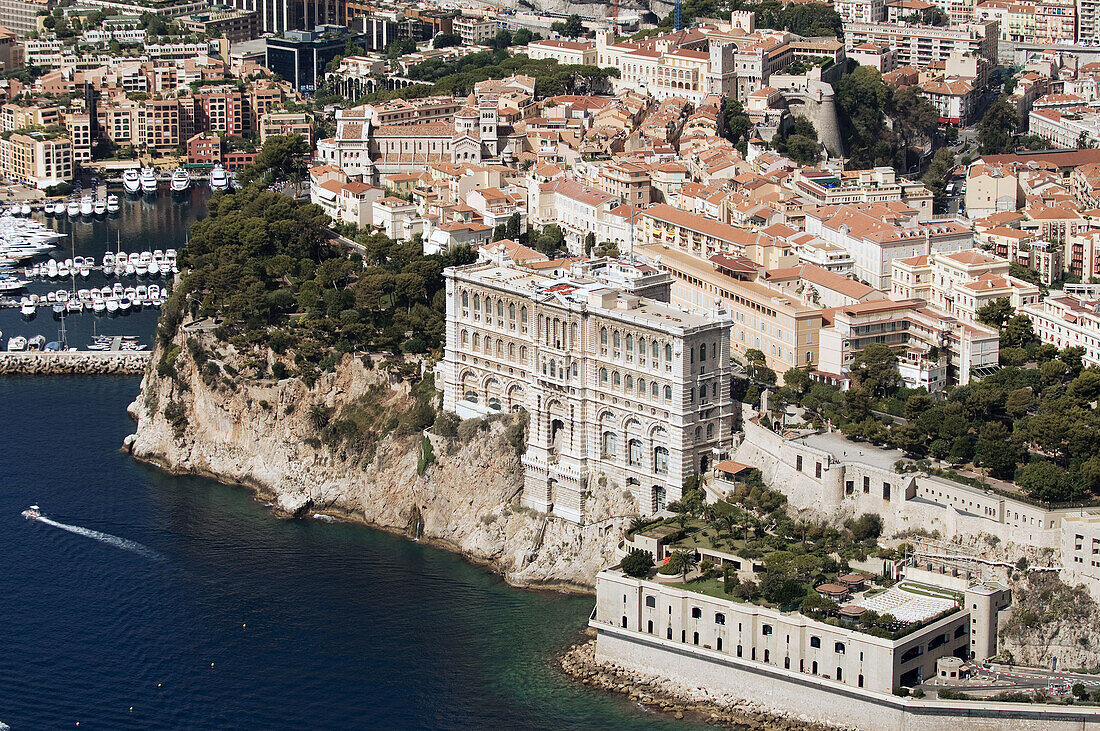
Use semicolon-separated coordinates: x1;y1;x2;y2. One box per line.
439;261;735;523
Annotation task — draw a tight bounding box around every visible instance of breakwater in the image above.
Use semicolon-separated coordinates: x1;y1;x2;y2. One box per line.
0;350;150;375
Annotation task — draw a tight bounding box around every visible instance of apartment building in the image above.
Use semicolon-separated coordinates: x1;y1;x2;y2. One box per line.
1028;107;1100;149
804;203;972;290
0;103;61;133
842;21;999;67
440;261;734;522
595;29;737;103
891;249;1040;322
1024;294;1100;367
835;0;887;23
453;15;497;45
0;0;49;38
178;7;259;41
259;111;312;145
527;177;619;252
228;0;344;36
642;244;823;373
0;130;72;189
792;167;934;221
527;39;597;66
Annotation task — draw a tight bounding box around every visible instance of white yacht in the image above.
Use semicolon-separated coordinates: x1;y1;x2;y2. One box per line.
19;202;30;216
80;196;93;217
7;335;26;351
140;167;158;194
123;169;141;194
106;194;120;214
66;199;80;218
105;297;119;314
171;168;191;193
210;164;230;191
20;298;35;317
94;198;107;216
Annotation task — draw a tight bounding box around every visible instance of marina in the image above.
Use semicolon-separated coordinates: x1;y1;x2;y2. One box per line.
0;186;209;360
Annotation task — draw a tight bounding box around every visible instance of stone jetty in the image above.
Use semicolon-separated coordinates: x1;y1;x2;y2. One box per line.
0;350;150;375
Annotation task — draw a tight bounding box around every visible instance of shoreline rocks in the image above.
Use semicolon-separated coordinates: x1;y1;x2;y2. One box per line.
0;352;150;375
559;640;839;730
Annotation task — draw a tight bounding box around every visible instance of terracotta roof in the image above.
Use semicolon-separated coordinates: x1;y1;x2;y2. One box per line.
765;264;879;300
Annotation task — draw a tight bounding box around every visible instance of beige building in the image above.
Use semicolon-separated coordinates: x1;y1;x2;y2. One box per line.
793;167;934;221
0;130;72;189
526;39;597;66
842;21;998;67
440;261;734;523
453;15;497;45
643;245;823;373
259;111;313;146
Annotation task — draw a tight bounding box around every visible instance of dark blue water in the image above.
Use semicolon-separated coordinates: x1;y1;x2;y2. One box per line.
0;377;698;729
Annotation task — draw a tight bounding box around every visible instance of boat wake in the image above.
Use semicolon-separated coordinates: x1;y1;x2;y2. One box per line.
34;516;164;561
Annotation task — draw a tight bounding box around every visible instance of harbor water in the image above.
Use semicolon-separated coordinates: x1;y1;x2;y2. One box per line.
1;189;707;728
0;188;209;351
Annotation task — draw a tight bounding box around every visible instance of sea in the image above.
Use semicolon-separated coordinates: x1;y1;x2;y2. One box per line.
0;192;706;730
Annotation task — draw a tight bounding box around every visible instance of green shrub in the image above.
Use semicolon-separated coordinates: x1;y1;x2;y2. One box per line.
622;549;655;577
157;344;181;378
417;435;436;475
433;410;460;438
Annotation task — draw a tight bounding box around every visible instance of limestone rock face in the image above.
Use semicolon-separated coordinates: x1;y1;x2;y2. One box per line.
129;332;626;590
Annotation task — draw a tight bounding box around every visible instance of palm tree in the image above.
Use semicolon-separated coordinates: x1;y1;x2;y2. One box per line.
628;516;650;536
668;549;698;581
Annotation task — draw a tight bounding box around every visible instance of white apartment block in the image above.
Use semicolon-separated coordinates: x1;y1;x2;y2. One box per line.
804;203;973;290
527;177;620;252
1023;294;1100;368
793;167;934;221
835;0;886;24
440;262;734;523
526;39;597;66
453;16;498;45
1028;108;1100;149
842;21;999;67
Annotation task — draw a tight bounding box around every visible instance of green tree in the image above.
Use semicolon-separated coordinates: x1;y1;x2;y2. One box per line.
667;549;697;580
921;147;956;211
850;343;900;398
977;297;1014;329
1015;461;1081;502
236;133;309;187
835;66;894;168
621;548;655;577
720;98;751;145
432;33;461;48
979;98;1019;154
552;14;585;38
974;422;1021;479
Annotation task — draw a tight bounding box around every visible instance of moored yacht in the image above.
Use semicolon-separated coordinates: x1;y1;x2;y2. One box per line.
171;168;191;193
66;199;80;218
80;196;93;217
122;169;141;194
106;194;120;214
94;198;106;216
209;164;230;191
140;167;158;194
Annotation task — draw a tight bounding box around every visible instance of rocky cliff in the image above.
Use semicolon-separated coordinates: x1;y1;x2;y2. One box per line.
127;329;628;591
502;0;673;22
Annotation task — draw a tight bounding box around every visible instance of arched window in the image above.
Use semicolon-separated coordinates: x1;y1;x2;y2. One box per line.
497;300;503;317
600;327;608;345
665;344;673;360
613;371;621;386
462;291;469;308
664;385;672;400
651;382;659;397
521;306;528;324
652;340;659;359
473;295;481;311
464;390;478;403
572;363;578;376
508;343;515;358
707;424;714;438
699;343;707;361
614;331;621;349
484;297;492;317
695;426;701;440
712;382;719;398
638;337;646;355
509;303;515;319
625;375;633;389
628;439;642;466
654;446;669;474
473;333;480;348
520;346;527;360
638;378;646;394
461;329;469;345
484;337;492;354
600;368;608;383
626;335;633;351
602;431;618;457
570;322;577;344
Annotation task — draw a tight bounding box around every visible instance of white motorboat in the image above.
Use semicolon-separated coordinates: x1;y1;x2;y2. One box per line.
20;299;35;317
105;297;119;314
0;275;28;292
122;169;141;194
28;334;46;351
7;335;26;351
19;202;30;216
79;262;90;278
140;167;158;194
210;164;230;191
52;301;65;317
125;261;136;276
43;202;55;216
21;504;40;520
118;296;131;313
92;296;106;315
106;194;120;214
148;258;159;276
112;283;124;298
80;196;93;217
171;168;191;193
67;200;80;218
66;300;83;313
94;199;106;216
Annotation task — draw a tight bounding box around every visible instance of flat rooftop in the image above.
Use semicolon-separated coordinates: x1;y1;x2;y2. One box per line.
792;430;905;473
857;582;959;624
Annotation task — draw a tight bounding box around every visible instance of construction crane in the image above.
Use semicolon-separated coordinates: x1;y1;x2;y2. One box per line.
675;0;682;30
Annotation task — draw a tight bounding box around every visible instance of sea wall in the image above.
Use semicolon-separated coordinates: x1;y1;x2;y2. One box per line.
0;351;151;375
595;626;1100;731
126;329;627;591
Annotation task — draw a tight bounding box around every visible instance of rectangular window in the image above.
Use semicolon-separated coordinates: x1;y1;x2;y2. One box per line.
863;476;870;493
883;483;891;500
815;462;822;478
810;636;821;648
796;456;803;472
762;624;773;635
